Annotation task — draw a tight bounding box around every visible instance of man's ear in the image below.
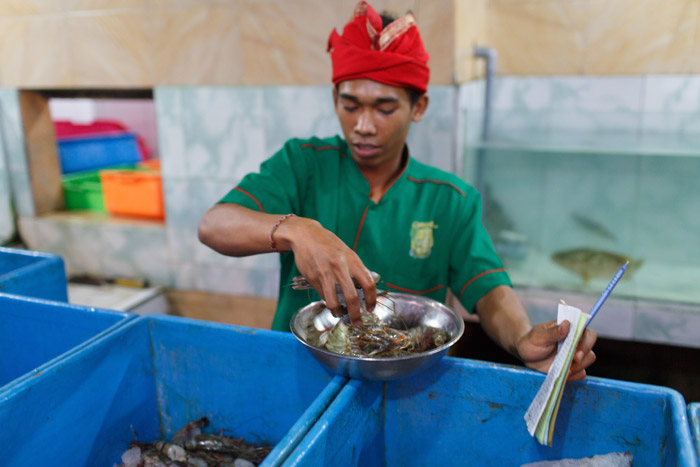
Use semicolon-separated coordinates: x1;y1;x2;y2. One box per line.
332;86;338;105
411;94;429;122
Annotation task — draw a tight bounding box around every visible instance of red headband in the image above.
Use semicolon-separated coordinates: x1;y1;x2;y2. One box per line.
327;1;430;94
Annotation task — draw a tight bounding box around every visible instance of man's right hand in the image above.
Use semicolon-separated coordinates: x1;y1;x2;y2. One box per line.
199;203;377;326
275;216;377;326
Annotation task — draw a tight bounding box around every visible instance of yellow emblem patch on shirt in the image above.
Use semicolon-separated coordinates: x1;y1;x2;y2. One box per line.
410;221;438;259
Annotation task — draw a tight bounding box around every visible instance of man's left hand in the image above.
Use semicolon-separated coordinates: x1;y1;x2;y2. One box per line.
516;320;597;382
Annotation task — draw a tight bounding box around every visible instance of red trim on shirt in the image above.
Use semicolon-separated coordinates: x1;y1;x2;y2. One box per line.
301;143;340;151
352;205;370;251
407;176;466;197
234;187;265;213
385;283;445;295
459;268;506;299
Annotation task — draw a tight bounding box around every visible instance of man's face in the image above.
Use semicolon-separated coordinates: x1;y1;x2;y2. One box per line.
333;79;428;170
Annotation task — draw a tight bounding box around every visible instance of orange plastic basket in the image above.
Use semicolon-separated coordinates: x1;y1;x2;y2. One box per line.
138;159;161;170
99;169;165;220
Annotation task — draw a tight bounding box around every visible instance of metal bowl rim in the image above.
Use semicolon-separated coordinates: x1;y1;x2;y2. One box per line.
290;292;465;363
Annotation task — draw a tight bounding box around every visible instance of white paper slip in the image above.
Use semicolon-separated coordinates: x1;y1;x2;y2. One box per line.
524;304;590;446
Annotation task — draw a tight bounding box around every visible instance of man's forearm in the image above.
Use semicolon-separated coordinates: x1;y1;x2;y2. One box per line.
475;285;532;360
198;203;311;257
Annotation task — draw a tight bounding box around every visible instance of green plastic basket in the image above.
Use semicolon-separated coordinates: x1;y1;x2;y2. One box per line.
62;171;105;212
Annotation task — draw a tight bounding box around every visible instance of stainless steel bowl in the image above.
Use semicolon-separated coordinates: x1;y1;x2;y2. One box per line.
290;293;465;381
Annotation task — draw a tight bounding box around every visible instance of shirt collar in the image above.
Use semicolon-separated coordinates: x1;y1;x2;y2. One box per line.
341;140;412;203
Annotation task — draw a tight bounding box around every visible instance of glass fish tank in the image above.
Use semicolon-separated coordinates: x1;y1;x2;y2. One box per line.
463;130;700;307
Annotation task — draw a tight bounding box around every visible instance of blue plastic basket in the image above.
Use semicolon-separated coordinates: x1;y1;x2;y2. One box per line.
57;132;141;174
0;247;68;301
0;314;345;467
690;403;700;461
286;357;698;466
0;292;132;391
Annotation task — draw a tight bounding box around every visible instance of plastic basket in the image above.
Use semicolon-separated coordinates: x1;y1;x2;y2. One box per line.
0;247;68;301
0;292;132;391
138;158;160;170
0;315;345;467
62;170;106;212
690;403;700;461
58;132;141;174
286;357;698;466
99;168;165;220
54;120;150;158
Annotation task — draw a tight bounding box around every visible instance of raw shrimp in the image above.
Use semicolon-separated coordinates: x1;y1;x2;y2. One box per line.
306;310;449;358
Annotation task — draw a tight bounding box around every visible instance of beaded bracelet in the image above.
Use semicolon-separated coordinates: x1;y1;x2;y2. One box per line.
269;213;296;253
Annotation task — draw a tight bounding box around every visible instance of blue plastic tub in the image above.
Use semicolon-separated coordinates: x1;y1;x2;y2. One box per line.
0;292;132;391
286;357;698;466
0;314;345;467
58;132;141;174
690;403;700;461
0;246;68;301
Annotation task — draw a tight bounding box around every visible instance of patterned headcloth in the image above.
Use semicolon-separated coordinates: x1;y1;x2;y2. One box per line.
327;1;430;94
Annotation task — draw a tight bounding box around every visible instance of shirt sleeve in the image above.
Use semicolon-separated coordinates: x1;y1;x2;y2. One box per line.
449;191;512;313
218;139;310;214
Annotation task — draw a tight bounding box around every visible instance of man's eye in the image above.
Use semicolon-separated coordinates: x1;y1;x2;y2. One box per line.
379;108;396;115
343;106;358;112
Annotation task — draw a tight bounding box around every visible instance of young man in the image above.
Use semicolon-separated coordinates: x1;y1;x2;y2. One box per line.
199;2;597;380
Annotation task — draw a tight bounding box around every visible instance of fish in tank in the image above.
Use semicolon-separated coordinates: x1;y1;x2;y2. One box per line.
551;248;642;284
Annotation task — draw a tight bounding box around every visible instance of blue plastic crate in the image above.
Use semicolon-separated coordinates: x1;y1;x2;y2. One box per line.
0;314;345;467
286;357;698;466
690;403;700;461
0;292;132;391
0;247;68;301
58;132;141;174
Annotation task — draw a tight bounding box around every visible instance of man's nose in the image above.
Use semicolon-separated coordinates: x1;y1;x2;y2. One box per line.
354;110;376;135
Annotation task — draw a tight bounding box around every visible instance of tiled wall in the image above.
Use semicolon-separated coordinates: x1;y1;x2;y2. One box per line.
0;0;453;88
3;0;698;88
461;75;700;152
0;89;32;243
18;214;171;287
456;0;700;81
0;93;13;243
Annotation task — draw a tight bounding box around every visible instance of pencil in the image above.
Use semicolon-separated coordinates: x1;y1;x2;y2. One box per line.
586;261;629;327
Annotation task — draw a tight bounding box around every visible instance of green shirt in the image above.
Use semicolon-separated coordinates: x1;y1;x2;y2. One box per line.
220;135;511;331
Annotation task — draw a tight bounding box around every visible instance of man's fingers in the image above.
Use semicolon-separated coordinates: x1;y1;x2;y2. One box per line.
567;368;587;382
577;328;597;355
570;350;596;375
319;274;342;317
354;267;377;312
556;320;570;340
337;274;361;326
534;320;569;348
